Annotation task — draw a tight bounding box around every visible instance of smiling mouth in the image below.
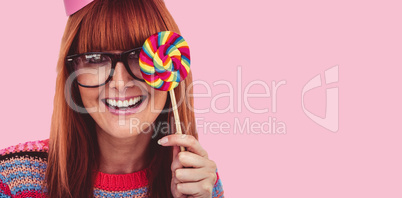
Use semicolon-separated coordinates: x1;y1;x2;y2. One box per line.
102;96;145;110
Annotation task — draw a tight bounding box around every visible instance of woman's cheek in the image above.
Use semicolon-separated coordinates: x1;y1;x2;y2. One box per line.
151;89;168;113
79;87;101;109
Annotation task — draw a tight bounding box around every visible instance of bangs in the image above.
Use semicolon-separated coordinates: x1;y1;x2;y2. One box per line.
70;0;169;54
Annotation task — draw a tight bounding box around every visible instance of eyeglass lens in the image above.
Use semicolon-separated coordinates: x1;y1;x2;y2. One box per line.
71;50;144;87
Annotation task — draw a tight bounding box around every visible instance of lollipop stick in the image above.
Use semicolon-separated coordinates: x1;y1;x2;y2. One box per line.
169;89;185;152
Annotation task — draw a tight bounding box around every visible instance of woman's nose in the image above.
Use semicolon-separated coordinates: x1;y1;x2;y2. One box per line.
109;62;134;91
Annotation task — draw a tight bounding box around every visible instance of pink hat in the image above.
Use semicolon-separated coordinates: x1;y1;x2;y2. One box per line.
64;0;94;16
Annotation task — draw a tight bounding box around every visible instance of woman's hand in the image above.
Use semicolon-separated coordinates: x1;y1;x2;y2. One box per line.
158;134;217;198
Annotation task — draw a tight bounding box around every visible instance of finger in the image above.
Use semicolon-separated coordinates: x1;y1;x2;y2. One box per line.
158;134;208;158
171;176;184;198
176;180;214;196
175;168;214;183
171;146;183;173
172;145;180;161
172;174;181;184
177;151;215;168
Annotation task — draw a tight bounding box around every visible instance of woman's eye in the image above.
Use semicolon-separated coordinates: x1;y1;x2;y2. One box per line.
85;54;107;64
128;52;139;59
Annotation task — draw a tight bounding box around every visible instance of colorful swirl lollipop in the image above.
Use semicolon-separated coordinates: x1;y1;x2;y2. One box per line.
139;31;190;91
139;31;191;151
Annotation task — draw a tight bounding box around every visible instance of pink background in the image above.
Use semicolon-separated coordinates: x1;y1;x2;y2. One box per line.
1;0;401;197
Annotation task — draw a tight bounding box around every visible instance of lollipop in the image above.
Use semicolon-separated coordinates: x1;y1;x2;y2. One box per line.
139;31;190;151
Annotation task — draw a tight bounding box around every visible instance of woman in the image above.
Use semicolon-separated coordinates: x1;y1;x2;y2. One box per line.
0;0;224;197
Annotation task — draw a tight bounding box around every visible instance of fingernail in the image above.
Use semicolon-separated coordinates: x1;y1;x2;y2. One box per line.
158;137;168;145
181;134;187;139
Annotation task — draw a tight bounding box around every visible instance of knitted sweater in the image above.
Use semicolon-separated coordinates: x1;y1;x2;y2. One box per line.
0;139;224;198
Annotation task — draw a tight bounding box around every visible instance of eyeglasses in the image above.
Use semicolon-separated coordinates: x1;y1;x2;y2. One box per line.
66;47;145;88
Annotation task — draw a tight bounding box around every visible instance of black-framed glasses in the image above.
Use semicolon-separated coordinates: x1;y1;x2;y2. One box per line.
66;47;145;88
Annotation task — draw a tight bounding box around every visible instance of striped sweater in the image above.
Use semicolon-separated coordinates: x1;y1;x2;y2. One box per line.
0;139;224;197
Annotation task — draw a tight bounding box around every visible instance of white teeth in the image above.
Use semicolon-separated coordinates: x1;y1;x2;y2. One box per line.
105;97;142;108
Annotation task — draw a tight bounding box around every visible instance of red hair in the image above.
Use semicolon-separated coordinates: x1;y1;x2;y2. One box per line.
46;0;197;197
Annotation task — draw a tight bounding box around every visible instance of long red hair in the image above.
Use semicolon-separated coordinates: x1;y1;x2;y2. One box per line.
45;0;197;197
